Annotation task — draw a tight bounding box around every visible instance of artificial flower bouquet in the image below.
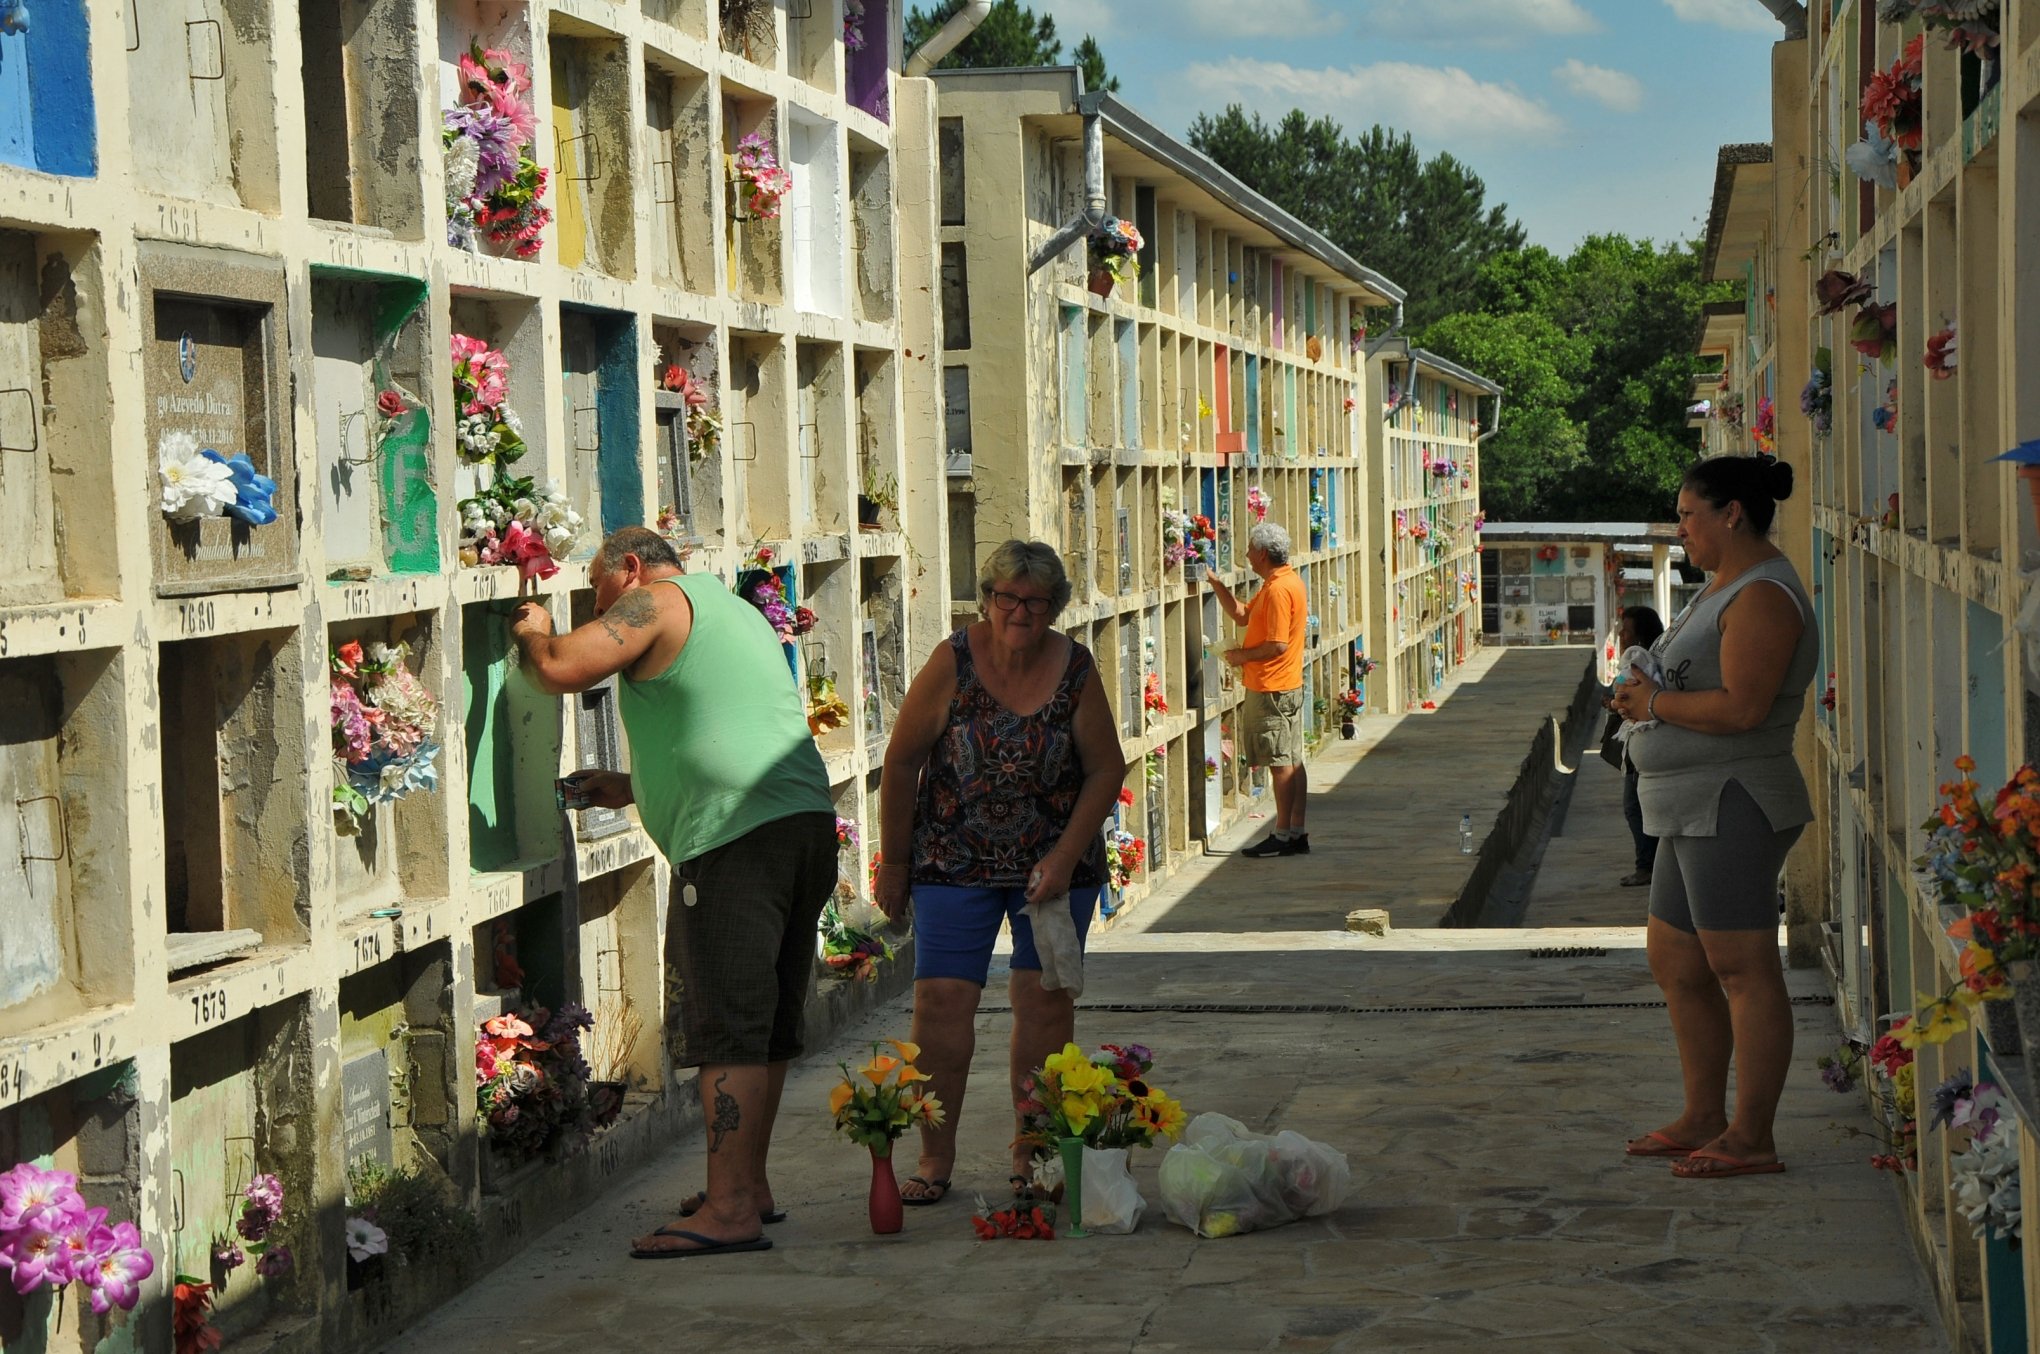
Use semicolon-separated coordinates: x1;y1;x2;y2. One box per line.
1817;1033;1917;1172
330;640;441;836
159;431;279;527
827;1040;943;1152
1087;216;1144;285
475;1005;622;1163
1929;1069;2021;1242
451;333;527;466
1161;509;1194;568
1334;689;1362;717
1017;1043;1185;1235
1800;352;1833;435
658;360;723;458
971;1197;1056;1241
1861;34;1925;152
457;475;583;580
806;672;852;734
1245;486;1270;523
1105;829;1146;892
736;548;816;644
0;1162;154;1315
1881;0;1999;60
732;132;793;219
821;888;894;983
444;42;551;255
1143;671;1169;715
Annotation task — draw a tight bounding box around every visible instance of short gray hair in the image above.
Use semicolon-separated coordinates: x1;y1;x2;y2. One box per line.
1248;522;1292;565
977;539;1072;616
592;526;685;575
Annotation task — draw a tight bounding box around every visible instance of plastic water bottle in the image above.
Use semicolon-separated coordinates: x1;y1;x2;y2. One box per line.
1459;814;1474;855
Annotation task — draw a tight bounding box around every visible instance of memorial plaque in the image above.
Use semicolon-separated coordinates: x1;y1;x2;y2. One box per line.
141;242;297;595
342;1049;394;1167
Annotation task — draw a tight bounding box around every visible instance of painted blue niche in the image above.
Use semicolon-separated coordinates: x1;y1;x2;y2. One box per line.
0;1;97;177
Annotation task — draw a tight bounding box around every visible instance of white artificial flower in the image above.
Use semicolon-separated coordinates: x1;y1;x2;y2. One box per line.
502;408;522;434
345;1216;390;1263
159;434;237;521
444;137;480;205
512;497;536;519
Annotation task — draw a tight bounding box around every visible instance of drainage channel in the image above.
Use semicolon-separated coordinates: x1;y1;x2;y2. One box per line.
975;995;1835;1017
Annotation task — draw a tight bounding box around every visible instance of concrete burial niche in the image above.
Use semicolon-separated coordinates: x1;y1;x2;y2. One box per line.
460;600;563;874
296;0;425;233
159;626;312;972
0;649;133;1039
723;91;784;304
329;612;450;915
548;17;635;277
858;555;905;735
794;340;846;533
126;0;280;211
446;290;546;515
643;54;714;295
650;321;721;545
0;1065;144;1354
565;590;629;842
572;861;662;1093
310;270;438;576
0;1;96;177
337;943;460;1183
558;305;641;546
142;243;298;595
0;229;117;610
166;998;313;1337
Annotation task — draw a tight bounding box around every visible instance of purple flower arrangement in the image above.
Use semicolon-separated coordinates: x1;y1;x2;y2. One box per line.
208;1171;293;1285
0;1161;155;1313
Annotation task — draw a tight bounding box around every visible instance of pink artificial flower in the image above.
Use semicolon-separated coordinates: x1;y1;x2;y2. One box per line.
376;389;407;418
53;1204;108;1286
81;1220;154;1314
254;1244;294;1279
334;640;365;676
450;334;510;415
0;1163;80;1234
483;1014;534;1041
5;1220;69;1294
755;546;773;563
475;1040;503;1086
499;520;559;583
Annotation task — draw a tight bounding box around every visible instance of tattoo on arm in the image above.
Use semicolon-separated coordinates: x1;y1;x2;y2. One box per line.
597;587;662;647
707;1072;740;1153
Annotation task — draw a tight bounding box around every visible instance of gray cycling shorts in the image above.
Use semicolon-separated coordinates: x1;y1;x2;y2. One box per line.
1649;780;1803;933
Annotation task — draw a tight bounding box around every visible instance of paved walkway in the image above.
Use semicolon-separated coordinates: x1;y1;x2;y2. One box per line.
384;648;1944;1354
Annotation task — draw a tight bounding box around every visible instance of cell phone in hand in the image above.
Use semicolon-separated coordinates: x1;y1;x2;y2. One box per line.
555;771;595;811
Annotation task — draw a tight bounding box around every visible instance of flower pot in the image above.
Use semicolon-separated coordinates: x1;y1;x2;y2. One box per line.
868;1145;903;1235
1087;269;1116;299
1056;1136;1088;1237
2007;962;2040;1093
856;494;882;529
1340;720;1356;739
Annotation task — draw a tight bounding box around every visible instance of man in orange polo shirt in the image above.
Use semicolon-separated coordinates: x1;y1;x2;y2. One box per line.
1210;521;1310;857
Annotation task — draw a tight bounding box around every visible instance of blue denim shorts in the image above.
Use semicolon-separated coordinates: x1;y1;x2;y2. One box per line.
911;884;1101;986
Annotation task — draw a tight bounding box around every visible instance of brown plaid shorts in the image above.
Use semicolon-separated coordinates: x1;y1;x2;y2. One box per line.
664;810;836;1067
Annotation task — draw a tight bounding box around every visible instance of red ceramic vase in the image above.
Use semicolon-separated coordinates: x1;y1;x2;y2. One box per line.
868;1146;903;1235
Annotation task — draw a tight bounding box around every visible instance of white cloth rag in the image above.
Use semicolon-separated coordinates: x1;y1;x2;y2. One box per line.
1615;645;1665;743
1026;893;1084;996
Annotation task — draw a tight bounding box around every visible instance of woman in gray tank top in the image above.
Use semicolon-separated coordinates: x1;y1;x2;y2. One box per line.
1606;454;1815;1180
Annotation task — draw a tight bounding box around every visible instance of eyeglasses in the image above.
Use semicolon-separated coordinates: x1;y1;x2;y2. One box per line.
988;590;1053;615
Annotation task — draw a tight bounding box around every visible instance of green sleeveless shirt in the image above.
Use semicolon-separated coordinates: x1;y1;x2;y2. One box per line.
618;574;832;866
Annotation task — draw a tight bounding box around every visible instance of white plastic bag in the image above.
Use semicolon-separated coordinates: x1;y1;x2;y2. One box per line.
1159;1113;1350;1238
1614;645;1666;742
1025;893;1084;996
1079;1146;1145;1234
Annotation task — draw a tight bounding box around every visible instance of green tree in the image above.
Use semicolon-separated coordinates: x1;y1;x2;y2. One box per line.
1419;308;1588;520
903;0;1118;91
1186;106;1526;332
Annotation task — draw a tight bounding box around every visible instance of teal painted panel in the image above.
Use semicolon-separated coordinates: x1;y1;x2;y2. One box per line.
594;313;641;537
463;603;521;871
1245;360;1260;456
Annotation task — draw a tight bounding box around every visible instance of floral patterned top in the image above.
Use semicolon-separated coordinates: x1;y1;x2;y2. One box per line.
912;630;1106;889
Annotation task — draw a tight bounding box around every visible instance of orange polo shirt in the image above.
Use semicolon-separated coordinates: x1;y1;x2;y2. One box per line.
1242;565;1307;693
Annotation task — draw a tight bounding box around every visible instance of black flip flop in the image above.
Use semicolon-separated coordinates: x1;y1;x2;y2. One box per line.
899;1175;952;1207
677;1190;787;1225
630;1226;773;1259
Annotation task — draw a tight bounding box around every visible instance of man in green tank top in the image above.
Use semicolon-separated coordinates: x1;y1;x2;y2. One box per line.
510;526;834;1259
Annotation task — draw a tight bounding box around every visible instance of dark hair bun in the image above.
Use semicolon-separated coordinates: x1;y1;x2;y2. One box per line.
1764;458;1794;501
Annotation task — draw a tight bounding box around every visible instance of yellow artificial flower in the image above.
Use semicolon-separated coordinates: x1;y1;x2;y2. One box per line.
1140;1089;1187;1140
1892;1061;1916;1114
916;1094;945;1127
1896;996;1967;1048
1061;1093;1101;1133
861;1054;901;1084
895;1064;932;1087
888;1039;922;1061
829;1081;856;1116
1042;1043;1091;1079
1054;1059;1115;1100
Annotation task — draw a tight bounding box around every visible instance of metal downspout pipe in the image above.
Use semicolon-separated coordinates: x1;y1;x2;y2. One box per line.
1477;394;1502;446
1028;107;1106;275
903;0;992;78
1750;0;1808;39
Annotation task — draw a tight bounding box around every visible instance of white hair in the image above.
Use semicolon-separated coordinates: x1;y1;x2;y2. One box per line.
1249;522;1292;565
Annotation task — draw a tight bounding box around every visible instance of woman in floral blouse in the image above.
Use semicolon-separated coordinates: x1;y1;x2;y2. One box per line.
877;540;1122;1206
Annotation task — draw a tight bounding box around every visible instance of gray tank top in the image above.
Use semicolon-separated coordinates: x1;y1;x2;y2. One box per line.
1628;555;1817;837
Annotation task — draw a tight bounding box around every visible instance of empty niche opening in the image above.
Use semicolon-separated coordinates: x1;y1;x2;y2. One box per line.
651;321;723;546
854;350;899;531
794;341;847;534
858;557;906;741
298;0;424;232
548;19;635;277
160;628;310;974
142;249;297;595
642;0;707;34
0;229;115;609
729;333;789;542
337;943;462;1190
786;111;844;317
718;0;777;66
566;590;632;843
938;244;970;350
559;306;641;548
573;860;663;1093
723;93;784;305
126;0;280;210
447;291;547;564
0;649;130;1039
643;56;713;294
787;0;836;91
0;1066;145;1353
461;600;564;874
167;998;313;1329
849;137;894;325
329;612;448;916
311;271;438;577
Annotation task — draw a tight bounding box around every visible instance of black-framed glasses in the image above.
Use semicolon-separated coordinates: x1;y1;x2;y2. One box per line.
988;590;1053;615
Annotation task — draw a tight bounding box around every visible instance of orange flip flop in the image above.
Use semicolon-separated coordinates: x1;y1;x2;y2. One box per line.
1671;1147;1785;1178
1624;1130;1700;1158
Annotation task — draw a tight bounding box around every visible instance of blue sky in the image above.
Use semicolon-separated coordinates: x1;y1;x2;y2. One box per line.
1026;0;1784;253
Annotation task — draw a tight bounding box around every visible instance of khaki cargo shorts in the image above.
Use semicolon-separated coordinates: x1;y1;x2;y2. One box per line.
1243;687;1304;767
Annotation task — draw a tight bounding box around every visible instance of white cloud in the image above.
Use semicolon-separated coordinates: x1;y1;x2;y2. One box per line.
1661;0;1778;32
1177;0;1344;34
1041;0;1341;40
1180;57;1563;147
1552;58;1644;113
1367;0;1599;43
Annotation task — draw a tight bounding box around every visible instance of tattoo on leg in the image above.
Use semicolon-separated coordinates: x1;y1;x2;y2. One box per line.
708;1073;740;1153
